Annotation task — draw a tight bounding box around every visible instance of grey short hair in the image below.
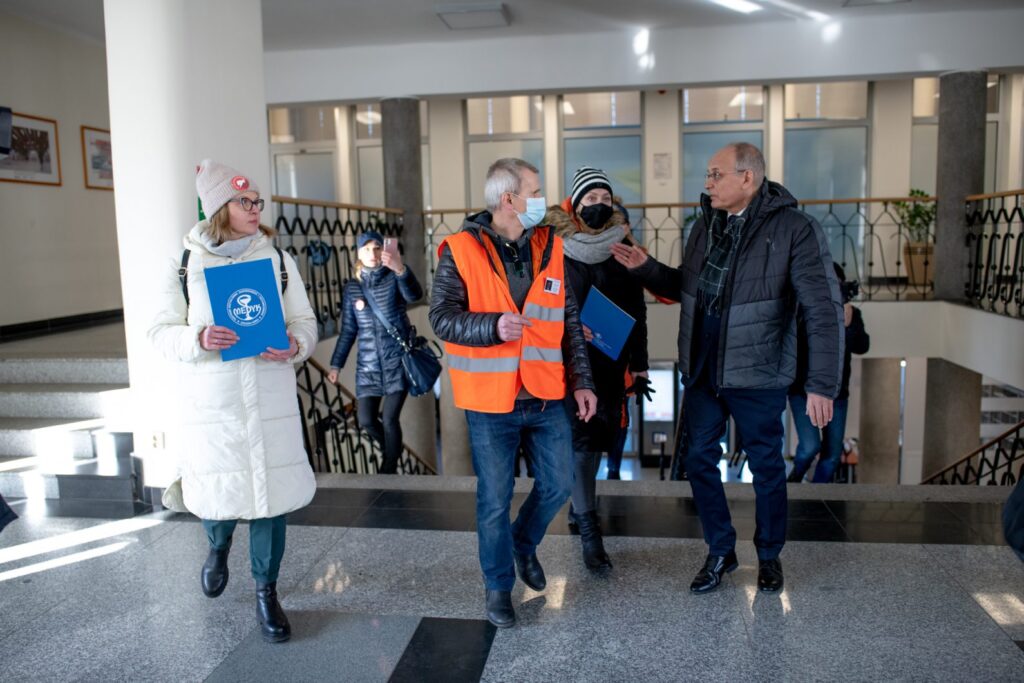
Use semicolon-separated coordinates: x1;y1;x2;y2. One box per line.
484;158;540;212
730;142;766;185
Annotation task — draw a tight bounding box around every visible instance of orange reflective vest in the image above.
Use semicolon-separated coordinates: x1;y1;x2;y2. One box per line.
441;226;567;413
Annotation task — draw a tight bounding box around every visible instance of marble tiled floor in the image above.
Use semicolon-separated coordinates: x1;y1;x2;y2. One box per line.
1;490;1023;682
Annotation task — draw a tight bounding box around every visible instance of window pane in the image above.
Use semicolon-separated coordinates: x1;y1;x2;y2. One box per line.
563;91;641;129
467;140;544;208
909;122;998;195
683;86;763;124
466;96;543;135
273;151;335;202
563;136;643;205
357;145;384;206
913;75;1000;119
268;106;336;143
785;82;867;120
355;104;382;140
682;131;763;202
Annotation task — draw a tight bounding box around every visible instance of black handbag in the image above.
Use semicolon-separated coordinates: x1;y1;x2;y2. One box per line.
359;281;442;397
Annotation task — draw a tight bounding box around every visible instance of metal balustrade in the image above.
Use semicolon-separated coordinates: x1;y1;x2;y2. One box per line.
921;420;1024;485
965;189;1024;319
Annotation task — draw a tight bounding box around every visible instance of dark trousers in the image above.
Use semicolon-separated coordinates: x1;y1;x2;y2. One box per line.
684;375;788;561
357;391;408;474
201;515;287;584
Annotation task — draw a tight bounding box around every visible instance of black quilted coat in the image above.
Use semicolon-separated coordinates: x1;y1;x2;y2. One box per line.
330;266;423;397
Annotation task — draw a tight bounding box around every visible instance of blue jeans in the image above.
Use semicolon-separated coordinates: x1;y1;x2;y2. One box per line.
789;396;849;483
466;399;574;591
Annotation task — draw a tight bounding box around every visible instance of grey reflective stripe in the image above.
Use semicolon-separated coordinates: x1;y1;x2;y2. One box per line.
447;354;520;373
523;302;564;322
522;346;562;363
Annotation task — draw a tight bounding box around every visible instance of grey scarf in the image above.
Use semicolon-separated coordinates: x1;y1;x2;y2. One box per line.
200;230;258;259
562;227;625;264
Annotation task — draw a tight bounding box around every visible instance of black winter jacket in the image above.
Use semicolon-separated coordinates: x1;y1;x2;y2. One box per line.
428;212;595;398
634;181;844;397
330;266;423;398
564;250;648;451
791;305;869;401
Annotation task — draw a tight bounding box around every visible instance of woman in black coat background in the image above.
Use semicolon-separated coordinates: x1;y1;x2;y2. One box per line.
329;231;423;474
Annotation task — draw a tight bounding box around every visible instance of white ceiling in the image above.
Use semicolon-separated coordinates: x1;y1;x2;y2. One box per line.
1;0;1021;51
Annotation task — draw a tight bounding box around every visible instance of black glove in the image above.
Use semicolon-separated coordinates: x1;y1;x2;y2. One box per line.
627;375;656;405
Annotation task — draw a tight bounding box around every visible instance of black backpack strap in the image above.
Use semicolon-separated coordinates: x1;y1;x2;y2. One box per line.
275;246;289;293
178;249;191;307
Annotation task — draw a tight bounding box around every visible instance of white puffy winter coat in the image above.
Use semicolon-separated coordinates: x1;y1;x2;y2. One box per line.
148;222;318;520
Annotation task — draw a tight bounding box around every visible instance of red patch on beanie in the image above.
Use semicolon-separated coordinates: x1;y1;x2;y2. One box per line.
231;176;250;191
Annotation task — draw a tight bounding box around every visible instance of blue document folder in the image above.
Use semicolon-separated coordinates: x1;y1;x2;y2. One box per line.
579;287;635;361
204;258;288;362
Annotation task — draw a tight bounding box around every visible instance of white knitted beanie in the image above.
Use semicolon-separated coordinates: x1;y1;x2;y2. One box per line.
195;159;259;219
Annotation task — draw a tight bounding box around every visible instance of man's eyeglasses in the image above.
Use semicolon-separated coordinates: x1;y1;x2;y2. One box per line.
704;170;747;183
231;197;265;212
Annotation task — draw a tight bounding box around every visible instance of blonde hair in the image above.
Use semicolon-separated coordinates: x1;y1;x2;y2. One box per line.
207;204;276;244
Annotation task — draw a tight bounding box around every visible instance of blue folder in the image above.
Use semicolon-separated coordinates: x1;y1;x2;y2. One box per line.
204;258;289;362
579;286;635;361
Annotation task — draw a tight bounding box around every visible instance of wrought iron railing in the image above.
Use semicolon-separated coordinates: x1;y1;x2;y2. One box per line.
965;189;1024;318
921;420;1024;485
294;357;436;475
272;196;404;337
423;196;937;301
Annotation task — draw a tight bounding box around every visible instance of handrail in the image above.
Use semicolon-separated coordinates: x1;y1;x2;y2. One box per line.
966;188;1024;202
423;197;938;215
272;194;404;214
921;419;1024;485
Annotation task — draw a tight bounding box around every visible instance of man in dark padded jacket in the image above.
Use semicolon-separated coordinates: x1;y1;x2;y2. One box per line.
612;143;843;595
429;158;597;628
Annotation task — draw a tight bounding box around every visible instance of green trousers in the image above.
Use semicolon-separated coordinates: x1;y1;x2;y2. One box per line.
201;515;287;584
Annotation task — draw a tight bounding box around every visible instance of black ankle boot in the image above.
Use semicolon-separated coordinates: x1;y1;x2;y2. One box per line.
485;589;515;628
255;582;291;643
577;511;612;570
201;537;231;598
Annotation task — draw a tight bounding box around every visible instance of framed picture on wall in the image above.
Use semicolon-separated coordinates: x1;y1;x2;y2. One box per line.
0;112;62;186
80;125;113;190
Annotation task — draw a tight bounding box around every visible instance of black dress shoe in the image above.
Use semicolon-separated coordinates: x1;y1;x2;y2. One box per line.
514;552;547;591
689;550;738;594
757;559;784;592
201;537;231;598
485;589;515;628
577;511;612;570
255;582;292;643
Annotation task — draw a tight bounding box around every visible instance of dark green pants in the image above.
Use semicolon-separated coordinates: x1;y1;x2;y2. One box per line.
201;515;287;584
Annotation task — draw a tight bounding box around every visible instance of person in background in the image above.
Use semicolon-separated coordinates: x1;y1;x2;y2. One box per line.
328;231;423;474
149;160;318;643
0;493;17;535
788;263;870;483
544;169;649;570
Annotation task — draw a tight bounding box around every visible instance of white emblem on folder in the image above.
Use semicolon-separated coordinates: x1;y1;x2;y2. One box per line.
226;288;267;327
543;277;561;295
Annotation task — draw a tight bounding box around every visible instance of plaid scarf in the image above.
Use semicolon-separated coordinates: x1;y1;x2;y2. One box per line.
697;213;746;314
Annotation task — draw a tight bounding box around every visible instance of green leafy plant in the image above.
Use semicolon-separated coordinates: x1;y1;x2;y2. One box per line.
892;189;937;243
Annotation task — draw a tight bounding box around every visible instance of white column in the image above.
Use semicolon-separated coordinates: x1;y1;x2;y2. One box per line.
998;74;1024;191
104;0;270;487
333;105;356;203
765;84;785;183
869;79;914;278
543;95;562;202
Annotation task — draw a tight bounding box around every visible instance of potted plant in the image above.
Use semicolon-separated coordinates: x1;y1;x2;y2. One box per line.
893;189;937;287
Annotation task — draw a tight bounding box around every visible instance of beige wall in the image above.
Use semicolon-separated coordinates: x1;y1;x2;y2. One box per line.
0;12;120;326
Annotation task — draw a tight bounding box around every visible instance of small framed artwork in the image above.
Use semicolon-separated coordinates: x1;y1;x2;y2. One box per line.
81;125;113;190
0;112;62;186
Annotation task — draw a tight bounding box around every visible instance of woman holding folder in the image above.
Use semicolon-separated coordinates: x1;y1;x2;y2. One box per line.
544;167;650;570
148;160;318;643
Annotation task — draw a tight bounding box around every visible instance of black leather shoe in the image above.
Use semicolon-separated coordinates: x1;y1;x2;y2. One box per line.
514;552;547;591
757;559;784;592
787;468;805;483
577;511;612;570
200;537;231;598
485;589;515;628
689;550;738;594
255;582;292;643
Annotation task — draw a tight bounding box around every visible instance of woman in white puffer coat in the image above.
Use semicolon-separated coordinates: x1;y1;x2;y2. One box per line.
148;159;318;644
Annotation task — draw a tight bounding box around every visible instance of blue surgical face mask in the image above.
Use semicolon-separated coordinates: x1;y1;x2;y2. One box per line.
514;194;547;229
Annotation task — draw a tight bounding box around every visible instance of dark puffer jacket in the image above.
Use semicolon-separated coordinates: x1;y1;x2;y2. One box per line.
330;266;423;398
428;212;594;397
634;181;844;397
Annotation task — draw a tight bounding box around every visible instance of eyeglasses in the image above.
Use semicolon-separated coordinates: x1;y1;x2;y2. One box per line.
231;197;265;212
704;170;747;183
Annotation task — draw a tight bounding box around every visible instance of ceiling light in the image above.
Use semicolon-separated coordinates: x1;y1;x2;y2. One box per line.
842;0;911;7
633;29;650;56
355;111;382;126
709;0;762;14
562;101;576;116
435;2;510;30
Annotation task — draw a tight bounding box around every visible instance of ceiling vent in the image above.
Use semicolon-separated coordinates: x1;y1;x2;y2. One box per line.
435;3;511;30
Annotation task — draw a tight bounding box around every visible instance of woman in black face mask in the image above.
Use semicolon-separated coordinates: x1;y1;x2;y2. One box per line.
542;166;651;571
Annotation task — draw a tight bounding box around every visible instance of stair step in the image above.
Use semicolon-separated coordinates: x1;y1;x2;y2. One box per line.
0;383;128;418
0;417;100;458
0;455;137;500
0;357;129;384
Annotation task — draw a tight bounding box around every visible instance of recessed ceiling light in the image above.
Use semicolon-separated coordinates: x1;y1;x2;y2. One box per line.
709;0;763;14
435;2;510;30
841;0;911;6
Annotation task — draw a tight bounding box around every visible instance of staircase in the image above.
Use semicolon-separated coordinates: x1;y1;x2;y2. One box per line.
0;355;140;511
